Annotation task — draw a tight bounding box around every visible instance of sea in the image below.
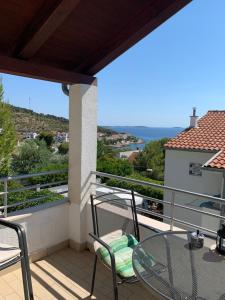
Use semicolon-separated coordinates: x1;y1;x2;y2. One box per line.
106;126;184;150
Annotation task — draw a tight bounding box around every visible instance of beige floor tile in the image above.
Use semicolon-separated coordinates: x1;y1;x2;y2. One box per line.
0;280;15;296
0;248;158;300
5;293;22;300
32;285;56;300
7;280;24;297
50;284;79;299
2;273;18;283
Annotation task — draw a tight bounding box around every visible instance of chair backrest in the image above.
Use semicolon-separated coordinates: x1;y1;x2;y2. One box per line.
90;189;140;242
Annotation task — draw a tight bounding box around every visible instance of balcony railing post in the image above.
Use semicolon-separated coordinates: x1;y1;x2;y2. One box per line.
170;191;175;231
36;184;41;192
3;179;8;218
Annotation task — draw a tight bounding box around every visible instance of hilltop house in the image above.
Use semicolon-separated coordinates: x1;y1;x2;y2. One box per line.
164;109;225;231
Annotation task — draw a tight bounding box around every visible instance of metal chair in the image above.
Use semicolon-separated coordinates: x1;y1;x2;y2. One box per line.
89;190;140;300
0;219;34;300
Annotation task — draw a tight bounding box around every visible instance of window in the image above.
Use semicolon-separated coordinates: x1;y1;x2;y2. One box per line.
189;163;202;176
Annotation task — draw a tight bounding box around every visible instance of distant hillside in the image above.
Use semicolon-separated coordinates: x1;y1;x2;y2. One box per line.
10;105;69;133
9;105;115;136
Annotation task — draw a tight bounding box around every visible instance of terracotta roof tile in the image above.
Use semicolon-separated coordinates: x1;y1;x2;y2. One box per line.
128;152;139;163
165;111;225;169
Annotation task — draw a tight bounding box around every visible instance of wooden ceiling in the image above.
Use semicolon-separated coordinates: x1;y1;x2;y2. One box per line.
0;0;191;84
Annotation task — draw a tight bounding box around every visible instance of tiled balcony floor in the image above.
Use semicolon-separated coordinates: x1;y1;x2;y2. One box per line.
0;248;157;300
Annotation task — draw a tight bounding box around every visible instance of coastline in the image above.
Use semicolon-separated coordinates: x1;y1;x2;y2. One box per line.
105;126;183;151
109;138;144;149
98;126;183;151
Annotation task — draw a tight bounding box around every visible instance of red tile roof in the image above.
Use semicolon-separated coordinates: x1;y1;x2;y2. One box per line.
165;111;225;170
128;152;139;163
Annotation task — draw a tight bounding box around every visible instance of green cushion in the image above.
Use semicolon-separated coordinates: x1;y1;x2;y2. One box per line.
98;234;138;278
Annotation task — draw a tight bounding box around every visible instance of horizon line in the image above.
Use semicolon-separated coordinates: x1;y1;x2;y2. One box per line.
100;125;184;128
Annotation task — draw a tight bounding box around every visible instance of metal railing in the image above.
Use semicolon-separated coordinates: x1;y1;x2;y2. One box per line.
92;171;225;236
0;169;68;217
1;168;223;235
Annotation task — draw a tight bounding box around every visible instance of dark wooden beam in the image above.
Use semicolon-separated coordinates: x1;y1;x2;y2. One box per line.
16;0;80;59
0;55;96;85
76;0;191;75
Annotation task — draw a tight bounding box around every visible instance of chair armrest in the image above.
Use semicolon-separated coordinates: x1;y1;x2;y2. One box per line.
0;219;24;233
0;219;28;252
89;232;116;271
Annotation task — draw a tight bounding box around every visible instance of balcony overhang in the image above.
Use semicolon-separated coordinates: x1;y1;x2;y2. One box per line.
0;0;191;84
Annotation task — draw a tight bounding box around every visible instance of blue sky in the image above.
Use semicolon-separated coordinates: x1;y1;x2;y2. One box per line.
1;0;225;127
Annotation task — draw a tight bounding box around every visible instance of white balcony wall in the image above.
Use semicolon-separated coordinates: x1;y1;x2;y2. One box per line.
0;202;69;260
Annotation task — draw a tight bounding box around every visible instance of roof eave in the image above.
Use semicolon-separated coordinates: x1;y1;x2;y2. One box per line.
165;147;218;154
202;166;225;173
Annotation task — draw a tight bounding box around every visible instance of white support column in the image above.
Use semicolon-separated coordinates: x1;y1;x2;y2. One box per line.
68;81;97;250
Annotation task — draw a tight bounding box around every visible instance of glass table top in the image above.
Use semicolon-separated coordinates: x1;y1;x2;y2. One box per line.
132;231;225;300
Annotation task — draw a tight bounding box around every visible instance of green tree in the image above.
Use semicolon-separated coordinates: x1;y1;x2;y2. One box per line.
38;131;54;148
0;81;17;175
97;157;133;177
58;142;69;155
134;138;169;180
12;140;51;174
97;140;113;159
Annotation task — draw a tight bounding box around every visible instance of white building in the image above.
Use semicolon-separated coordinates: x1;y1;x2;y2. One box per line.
23;132;38;139
116;149;140;160
55;132;69;143
164;109;225;231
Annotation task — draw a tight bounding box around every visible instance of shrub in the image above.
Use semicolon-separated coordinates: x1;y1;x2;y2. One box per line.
7;190;63;213
29;163;68;185
50;154;68;165
58;142;69;155
106;178;163;200
129;172;163;185
0;181;63;213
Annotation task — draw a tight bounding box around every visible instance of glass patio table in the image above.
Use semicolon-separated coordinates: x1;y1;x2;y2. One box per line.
132;231;225;300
